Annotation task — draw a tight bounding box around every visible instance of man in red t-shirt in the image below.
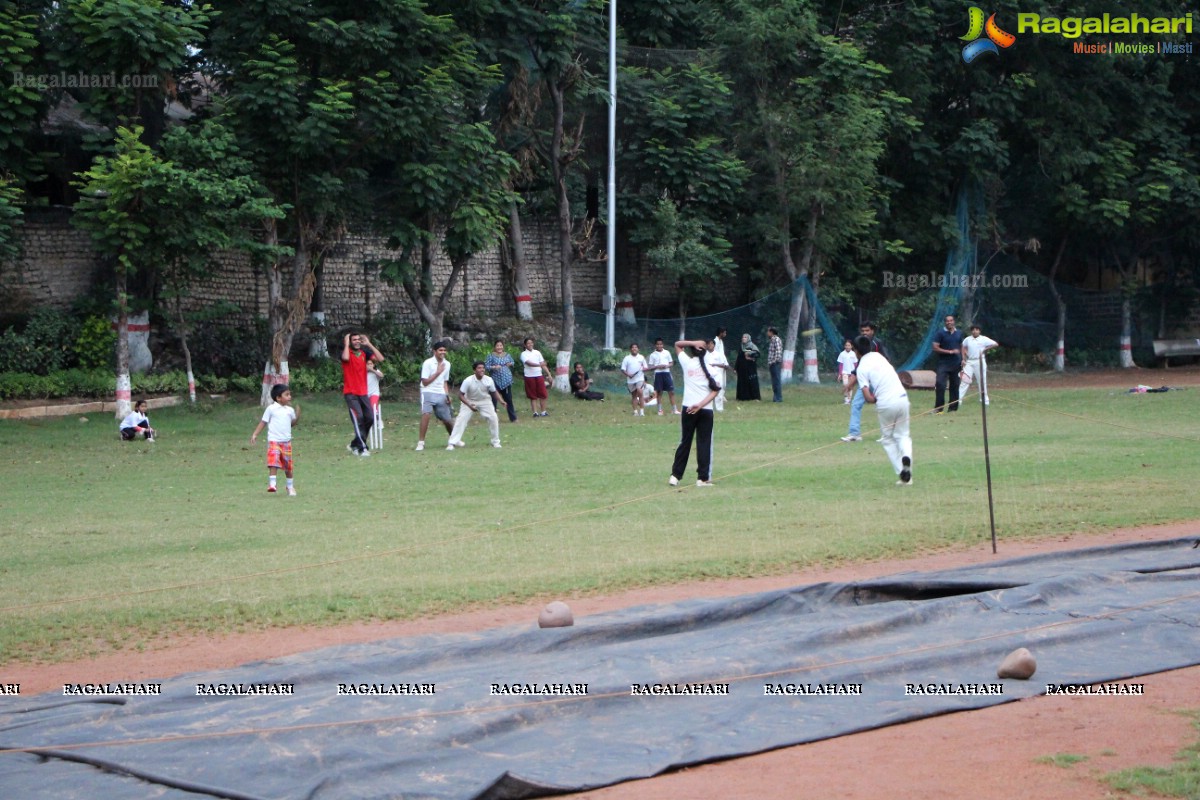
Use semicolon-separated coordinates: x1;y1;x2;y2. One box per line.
342;332;385;456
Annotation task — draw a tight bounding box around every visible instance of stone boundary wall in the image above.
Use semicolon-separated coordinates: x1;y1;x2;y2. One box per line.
0;211;610;340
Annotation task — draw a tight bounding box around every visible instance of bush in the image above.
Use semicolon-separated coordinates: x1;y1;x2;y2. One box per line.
74;315;117;369
0;308;83;374
287;359;343;394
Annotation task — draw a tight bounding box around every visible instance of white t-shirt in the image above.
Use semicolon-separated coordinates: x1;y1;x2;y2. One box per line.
646;349;673;373
854;352;906;406
678;350;718;409
621;353;648;385
366;370;380;398
836;350;858;375
459;374;497;405
260;402;296;443
707;347;728;388
119;410;149;431
963;334;998;360
520;349;546;378
421;357;450;395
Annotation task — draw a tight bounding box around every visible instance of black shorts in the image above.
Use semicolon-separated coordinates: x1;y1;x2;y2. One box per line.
653;373;674;393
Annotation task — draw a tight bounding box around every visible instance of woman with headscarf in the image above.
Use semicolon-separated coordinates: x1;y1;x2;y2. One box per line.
735;333;761;401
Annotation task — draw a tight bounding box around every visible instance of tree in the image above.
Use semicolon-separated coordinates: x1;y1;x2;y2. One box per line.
641;199;734;338
208;0;489;402
721;0;912;382
153;120;286;402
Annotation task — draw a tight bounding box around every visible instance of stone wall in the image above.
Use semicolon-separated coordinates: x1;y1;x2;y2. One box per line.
0;210;611;344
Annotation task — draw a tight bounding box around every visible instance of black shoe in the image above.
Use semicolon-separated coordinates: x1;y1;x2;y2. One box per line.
900;455;912;484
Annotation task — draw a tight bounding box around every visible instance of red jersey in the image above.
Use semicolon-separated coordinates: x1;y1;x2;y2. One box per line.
342;349;372;395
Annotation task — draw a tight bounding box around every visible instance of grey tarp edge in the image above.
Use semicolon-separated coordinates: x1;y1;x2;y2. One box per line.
1;535;1198;799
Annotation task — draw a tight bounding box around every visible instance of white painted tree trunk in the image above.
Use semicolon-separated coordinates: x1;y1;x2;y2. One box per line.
515;296;533;320
115;371;132;420
553;351;572;393
187;368;196;404
616;293;635;325
1054;339;1065;371
802;345;819;383
260;360;290;406
1119;297;1135;368
780;348;796;383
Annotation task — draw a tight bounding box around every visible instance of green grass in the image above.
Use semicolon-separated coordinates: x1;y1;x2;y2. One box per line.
1;377;1197;664
1104;711;1200;797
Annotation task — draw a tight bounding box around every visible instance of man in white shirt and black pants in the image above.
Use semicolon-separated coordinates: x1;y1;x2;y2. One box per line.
853;335;913;486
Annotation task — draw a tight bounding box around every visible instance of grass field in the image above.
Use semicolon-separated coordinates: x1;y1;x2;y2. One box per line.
1;376;1196;665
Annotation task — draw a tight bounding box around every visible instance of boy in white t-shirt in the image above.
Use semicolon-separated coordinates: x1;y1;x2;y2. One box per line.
960;325;999;405
621;343;649;416
250;384;300;495
416;341;454;452
647;338;679;415
836;340;858;404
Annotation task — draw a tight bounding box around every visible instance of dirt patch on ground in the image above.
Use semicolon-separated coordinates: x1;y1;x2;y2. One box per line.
12;522;1199;799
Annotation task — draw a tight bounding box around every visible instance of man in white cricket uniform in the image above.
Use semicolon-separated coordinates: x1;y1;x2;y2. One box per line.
853;335;913;485
448;362;506;449
708;330;730;412
960;325;999;405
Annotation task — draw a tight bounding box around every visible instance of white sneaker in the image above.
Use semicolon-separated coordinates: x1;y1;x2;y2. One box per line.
446;444;456;451
696;480;714;487
359;449;371;457
658;410;664;416
287;486;297;496
844;398;851;404
896;478;913;486
668;476;679;486
415;441;425;451
840;435;861;442
673;408;681;415
492;443;502;448
454;441;466;448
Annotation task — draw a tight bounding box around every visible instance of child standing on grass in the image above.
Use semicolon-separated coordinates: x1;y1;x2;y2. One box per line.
836;340;858;404
250;384;300;496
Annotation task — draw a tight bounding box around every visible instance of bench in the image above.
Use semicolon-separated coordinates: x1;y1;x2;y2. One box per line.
1153;339;1200;366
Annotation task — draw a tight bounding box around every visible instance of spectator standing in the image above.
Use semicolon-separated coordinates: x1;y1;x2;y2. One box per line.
485;339;519;423
621;343;649;416
519;338;553;417
647;338;679;415
767;327;784;402
842;321;887;442
836;340;858;404
932;314;965;413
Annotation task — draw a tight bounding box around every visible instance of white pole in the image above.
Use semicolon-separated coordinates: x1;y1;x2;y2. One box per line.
604;0;617;353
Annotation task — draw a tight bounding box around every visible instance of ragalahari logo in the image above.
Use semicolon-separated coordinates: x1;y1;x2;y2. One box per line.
961;7;1016;63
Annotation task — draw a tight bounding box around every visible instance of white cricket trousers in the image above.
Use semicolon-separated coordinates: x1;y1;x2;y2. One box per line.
448;403;500;446
961;358;988;404
876;397;912;476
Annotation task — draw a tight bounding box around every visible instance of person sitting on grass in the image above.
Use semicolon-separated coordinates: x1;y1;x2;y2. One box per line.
119;400;156;442
569;363;605;401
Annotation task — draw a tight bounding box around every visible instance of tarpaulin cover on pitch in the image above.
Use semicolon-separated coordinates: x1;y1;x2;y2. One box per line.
2;536;1199;799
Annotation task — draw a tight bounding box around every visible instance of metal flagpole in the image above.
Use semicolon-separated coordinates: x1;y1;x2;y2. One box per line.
979;353;997;553
603;0;617;353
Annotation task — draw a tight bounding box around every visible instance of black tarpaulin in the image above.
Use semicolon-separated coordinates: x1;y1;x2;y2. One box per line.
2;536;1199;799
